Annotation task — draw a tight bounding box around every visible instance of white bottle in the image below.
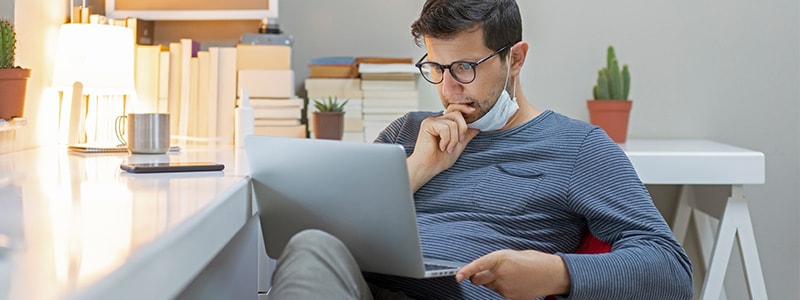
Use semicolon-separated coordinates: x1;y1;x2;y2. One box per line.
235;88;254;148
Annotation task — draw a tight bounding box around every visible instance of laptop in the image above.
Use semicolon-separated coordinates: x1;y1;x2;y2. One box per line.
244;136;465;278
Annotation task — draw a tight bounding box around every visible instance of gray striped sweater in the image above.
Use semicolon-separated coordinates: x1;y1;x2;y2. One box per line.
366;110;692;300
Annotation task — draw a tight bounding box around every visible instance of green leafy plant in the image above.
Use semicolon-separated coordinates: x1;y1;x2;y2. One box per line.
313;96;349;112
592;45;630;100
0;19;17;69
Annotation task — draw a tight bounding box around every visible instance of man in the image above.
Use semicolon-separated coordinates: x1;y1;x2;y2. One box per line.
269;0;693;299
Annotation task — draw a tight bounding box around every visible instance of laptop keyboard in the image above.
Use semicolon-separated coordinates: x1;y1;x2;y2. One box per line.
424;263;455;271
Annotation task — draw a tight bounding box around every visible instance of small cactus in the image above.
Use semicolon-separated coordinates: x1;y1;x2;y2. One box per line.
592;45;630;100
0;19;16;69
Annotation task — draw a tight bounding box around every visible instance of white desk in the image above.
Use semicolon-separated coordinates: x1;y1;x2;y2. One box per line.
0;146;253;300
0;140;768;300
622;139;767;300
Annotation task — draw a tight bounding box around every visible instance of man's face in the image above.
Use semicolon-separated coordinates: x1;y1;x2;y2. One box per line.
423;28;508;124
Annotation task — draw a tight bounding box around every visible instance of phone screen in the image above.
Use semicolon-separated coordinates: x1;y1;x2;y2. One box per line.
120;162;225;173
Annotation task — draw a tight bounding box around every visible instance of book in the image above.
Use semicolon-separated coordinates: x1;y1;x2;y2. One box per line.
238;70;294;99
178;38;198;140
252;107;303;119
311;56;355;65
363;107;417;114
133;44;161;113
188;56;199;138
355;57;413;64
309;64;359;78
253;125;306;138
360;79;417;91
167;42;182;136
360;73;417;81
158;50;170;113
197;51;211;138
304;78;361;91
362;90;419;99
306;89;364;100
207;48;220;139
254;119;301;126
358;63;417;74
241;98;304;108
236;44;291;70
363;113;406;122
362;98;418;108
216;47;238;144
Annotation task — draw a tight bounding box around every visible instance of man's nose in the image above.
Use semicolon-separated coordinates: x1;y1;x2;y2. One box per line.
440;69;463;98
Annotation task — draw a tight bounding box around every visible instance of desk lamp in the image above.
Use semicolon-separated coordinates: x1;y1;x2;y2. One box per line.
52;23;135;146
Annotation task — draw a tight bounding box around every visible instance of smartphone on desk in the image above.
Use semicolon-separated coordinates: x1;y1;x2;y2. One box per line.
120;162;225;173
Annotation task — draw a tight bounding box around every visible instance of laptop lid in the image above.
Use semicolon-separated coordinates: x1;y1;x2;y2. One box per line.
244;136;463;278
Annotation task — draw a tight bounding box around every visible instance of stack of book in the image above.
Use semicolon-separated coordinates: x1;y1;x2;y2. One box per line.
308;56;359;79
357;57;419;142
305;56;365;142
237;44;305;138
133;35;238;146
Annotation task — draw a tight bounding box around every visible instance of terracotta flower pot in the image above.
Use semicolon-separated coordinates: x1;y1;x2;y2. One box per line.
586;99;632;143
313;111;345;140
0;68;31;121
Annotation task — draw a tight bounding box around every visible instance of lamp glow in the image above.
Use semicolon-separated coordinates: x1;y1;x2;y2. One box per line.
51;24;136;146
52;24;135;95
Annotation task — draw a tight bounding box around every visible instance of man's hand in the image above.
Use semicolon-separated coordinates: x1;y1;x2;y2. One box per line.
407;104;479;192
455;249;571;300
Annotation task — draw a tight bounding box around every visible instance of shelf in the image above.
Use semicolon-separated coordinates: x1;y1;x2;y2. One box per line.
0;118;27;132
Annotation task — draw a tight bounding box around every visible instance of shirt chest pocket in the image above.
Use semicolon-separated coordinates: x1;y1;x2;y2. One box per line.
468;163;544;215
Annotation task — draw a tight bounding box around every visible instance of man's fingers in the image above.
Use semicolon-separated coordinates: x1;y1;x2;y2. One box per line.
425;116;464;152
437;124;451;151
456;253;497;282
469;270;496;286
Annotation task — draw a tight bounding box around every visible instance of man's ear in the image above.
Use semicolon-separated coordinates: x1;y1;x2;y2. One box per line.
509;41;529;77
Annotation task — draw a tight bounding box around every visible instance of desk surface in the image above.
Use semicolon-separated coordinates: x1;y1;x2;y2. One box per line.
0;139;766;299
622;139;765;185
0;146;250;300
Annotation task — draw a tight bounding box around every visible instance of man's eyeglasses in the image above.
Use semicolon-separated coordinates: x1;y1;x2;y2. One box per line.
415;45;510;85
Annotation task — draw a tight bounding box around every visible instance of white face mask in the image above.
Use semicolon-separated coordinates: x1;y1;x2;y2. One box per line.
467;48;518;132
467;89;518;132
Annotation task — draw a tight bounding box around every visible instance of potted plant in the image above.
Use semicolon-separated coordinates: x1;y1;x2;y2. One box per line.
587;45;631;143
312;96;349;140
0;19;31;121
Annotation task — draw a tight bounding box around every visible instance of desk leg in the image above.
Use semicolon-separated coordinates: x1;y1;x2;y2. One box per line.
673;186;728;299
693;210;728;300
700;185;768;300
672;185;693;243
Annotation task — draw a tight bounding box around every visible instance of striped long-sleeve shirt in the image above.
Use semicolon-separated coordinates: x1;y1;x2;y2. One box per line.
365;110;693;300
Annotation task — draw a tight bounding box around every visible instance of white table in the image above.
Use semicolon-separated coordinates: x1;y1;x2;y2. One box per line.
0;140;768;299
622;139;767;300
0;146;253;300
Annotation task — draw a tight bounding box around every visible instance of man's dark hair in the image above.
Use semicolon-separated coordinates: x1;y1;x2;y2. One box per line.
411;0;522;60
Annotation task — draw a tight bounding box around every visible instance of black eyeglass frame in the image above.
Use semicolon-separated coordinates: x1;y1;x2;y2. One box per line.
415;45;511;84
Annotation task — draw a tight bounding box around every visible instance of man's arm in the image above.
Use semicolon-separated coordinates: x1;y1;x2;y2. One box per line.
406;104;479;192
557;128;693;299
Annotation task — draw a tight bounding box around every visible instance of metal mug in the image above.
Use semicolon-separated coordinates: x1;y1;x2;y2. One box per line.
115;113;170;154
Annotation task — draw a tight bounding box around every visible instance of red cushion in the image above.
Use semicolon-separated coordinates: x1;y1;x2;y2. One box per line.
544;232;611;300
574;231;612;254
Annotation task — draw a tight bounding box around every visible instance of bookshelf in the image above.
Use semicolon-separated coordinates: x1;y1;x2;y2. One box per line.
106;0;277;20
